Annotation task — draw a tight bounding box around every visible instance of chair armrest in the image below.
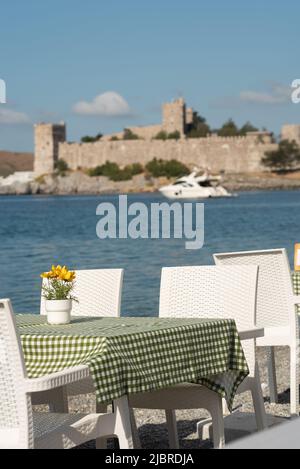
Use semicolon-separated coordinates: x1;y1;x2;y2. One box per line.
293;295;300;305
24;365;90;393
239;328;265;341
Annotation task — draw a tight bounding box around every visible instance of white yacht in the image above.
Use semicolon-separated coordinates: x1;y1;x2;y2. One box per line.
159;170;232;200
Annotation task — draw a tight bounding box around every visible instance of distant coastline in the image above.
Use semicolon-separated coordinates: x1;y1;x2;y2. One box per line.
0;150;33;177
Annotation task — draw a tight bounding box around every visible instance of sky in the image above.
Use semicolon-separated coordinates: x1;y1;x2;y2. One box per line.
0;0;299;152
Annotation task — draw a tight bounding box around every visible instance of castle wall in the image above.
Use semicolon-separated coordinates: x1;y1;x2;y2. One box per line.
125;124;163;140
59;135;276;174
102;124;162;141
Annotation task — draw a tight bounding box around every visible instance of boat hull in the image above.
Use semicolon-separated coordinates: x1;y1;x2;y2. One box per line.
159;187;231;200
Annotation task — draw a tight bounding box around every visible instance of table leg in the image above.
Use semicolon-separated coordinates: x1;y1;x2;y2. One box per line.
166;409;179;449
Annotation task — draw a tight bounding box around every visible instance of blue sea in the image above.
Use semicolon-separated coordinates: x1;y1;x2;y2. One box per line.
0;191;299;316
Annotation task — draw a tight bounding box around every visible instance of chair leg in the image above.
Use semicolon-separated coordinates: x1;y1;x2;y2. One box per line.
251;371;268;431
222;398;231;416
165;409;180;449
129;408;141;449
290;345;300;417
266;347;278;404
209;397;225;449
197;418;212;441
114;396;134;449
49;387;68;413
96;403;109;449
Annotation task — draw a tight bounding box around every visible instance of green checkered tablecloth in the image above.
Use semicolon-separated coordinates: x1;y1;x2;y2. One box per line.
292;272;300;314
16;315;249;412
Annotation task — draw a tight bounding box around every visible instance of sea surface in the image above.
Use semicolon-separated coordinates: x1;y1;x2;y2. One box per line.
0;191;299;316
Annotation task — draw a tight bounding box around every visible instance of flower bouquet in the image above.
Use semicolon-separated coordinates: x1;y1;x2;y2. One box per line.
41;265;77;325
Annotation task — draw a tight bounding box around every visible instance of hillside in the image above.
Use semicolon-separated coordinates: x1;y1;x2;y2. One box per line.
0;151;34;177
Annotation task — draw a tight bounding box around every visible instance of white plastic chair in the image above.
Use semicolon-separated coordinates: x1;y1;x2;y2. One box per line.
0;299;133;449
34;269;124;411
129;265;267;449
214;249;300;416
40;269;124;318
227;418;300;449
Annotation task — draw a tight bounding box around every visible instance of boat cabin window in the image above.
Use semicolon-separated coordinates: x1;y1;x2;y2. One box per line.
173;181;193;187
199;180;213;187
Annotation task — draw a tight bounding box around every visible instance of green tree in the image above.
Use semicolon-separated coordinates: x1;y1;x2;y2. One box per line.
146;158;166;177
81;133;103;143
187;113;211;138
146;158;189;178
110;136;119;141
88;161;119;177
167;130;181;140
154;130;181;140
218;119;239;137
110;169;133;181
262;140;300;170
239;122;259;136
154;130;168;140
123;129;140;140
55;159;69;175
163;159;189;177
124;163;144;176
88;161;144;181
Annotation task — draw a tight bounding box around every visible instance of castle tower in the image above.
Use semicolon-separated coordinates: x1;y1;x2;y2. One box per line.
162;98;186;136
185;107;194;126
281;125;300;145
34;123;66;175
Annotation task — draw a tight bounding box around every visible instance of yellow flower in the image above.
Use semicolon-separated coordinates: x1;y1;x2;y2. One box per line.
41;265;76;282
53;265;62;277
66;271;76;282
41;272;51;279
41;267;58;279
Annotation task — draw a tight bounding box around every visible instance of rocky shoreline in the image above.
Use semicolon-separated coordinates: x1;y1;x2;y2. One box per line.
223;172;300;192
1;170;300;196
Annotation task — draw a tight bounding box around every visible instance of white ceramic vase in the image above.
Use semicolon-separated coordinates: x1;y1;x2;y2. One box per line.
45;299;72;325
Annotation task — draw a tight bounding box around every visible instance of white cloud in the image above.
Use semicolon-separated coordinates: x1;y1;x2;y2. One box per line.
0;108;31;124
73;91;131;116
240;83;291;105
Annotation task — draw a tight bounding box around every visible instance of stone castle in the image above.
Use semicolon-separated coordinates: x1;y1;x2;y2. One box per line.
34;98;300;176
